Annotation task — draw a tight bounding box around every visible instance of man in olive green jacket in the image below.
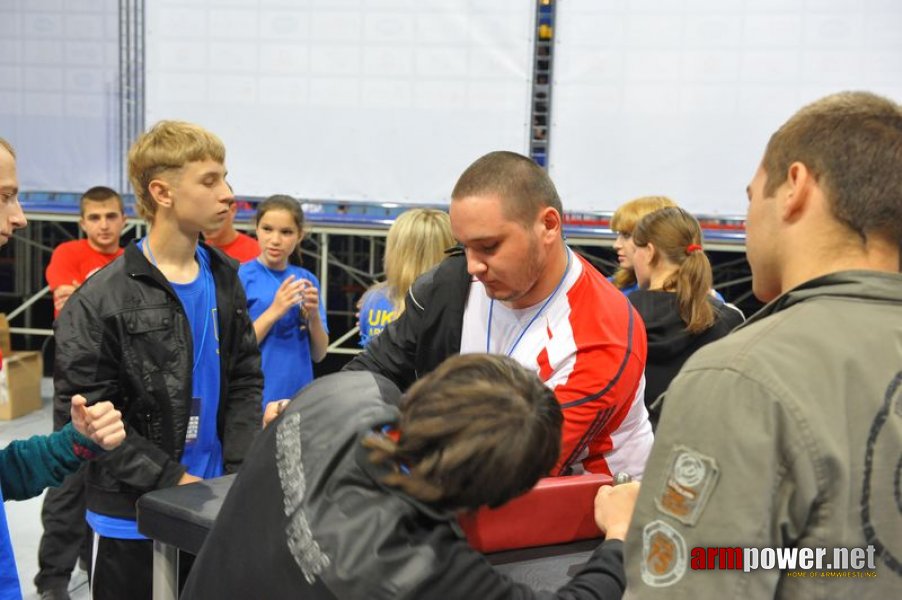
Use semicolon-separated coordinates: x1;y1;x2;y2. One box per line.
615;92;902;598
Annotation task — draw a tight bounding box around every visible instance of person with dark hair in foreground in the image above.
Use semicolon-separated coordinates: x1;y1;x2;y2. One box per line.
182;354;638;600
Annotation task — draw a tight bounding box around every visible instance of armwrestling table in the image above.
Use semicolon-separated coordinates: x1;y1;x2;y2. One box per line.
137;474;600;600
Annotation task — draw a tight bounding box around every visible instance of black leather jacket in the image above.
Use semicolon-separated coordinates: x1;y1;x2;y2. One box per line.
182;371;625;600
53;241;262;519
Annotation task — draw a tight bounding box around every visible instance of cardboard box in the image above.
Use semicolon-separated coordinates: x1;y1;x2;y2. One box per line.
0;350;44;420
0;313;43;420
0;313;10;356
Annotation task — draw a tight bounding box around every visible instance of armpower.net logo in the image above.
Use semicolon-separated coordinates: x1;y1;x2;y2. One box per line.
690;545;879;578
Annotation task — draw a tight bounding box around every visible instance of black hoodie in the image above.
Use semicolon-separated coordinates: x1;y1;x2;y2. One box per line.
628;290;744;428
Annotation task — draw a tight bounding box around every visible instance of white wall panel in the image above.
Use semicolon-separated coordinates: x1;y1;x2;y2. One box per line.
145;0;535;204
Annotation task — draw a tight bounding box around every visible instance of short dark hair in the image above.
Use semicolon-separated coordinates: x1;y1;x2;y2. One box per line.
79;186;123;216
363;353;562;511
451;151;563;228
762;91;902;244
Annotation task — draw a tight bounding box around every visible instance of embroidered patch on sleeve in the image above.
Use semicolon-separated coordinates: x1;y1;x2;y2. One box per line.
641;520;687;587
654;445;719;526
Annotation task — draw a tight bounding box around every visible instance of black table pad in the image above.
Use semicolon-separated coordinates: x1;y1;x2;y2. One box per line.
137;474;598;590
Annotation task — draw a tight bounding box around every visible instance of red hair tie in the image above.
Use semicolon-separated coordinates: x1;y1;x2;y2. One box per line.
686;244;702;255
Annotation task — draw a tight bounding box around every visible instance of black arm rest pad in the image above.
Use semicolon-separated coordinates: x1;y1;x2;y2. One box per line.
136;474;236;555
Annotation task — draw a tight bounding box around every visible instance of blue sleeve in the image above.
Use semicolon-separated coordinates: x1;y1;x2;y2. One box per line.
237;263;253;297
0;423;98;501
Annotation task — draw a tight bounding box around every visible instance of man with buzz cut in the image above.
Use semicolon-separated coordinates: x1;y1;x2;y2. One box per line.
609;92;902;598
45;186;126;317
53;120;262;599
36;185;126;599
347;151;653;480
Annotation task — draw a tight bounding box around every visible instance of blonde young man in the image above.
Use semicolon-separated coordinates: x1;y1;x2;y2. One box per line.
53;121;262;600
611;92;902;598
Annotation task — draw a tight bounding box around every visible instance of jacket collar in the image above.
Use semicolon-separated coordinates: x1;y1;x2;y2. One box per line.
123;240;237;304
124;239;234;276
741;269;902;330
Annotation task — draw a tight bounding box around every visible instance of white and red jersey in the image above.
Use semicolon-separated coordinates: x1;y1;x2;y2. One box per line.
461;248;653;477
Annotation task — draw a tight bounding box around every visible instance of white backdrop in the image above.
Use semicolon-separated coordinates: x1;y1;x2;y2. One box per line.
145;0;535;204
0;0;120;192
549;0;902;216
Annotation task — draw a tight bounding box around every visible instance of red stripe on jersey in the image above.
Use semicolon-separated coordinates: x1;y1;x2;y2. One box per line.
537;346;553;382
547;254;648;475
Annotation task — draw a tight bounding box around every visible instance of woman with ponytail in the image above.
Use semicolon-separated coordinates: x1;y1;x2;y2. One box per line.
610;196;678;293
629;207;744;428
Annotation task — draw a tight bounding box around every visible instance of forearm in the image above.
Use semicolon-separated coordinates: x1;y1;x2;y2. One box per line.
546;539;626;600
417;539;625;600
0;423;97;500
252;307;280;342
307;317;329;362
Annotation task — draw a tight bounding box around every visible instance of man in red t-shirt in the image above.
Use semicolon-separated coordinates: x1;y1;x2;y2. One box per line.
45;186;126;317
202;191;259;263
37;185;125;598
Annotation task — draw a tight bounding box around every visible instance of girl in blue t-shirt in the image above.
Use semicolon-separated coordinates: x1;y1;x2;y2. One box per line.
239;195;328;409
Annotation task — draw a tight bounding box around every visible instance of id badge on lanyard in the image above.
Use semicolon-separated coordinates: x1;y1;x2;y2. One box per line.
185;397;202;446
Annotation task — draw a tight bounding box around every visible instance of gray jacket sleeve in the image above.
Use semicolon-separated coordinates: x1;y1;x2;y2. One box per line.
623;367;817;599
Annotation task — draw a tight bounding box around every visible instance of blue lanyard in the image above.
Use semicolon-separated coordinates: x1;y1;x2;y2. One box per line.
141;238;211;378
486;248;572;357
